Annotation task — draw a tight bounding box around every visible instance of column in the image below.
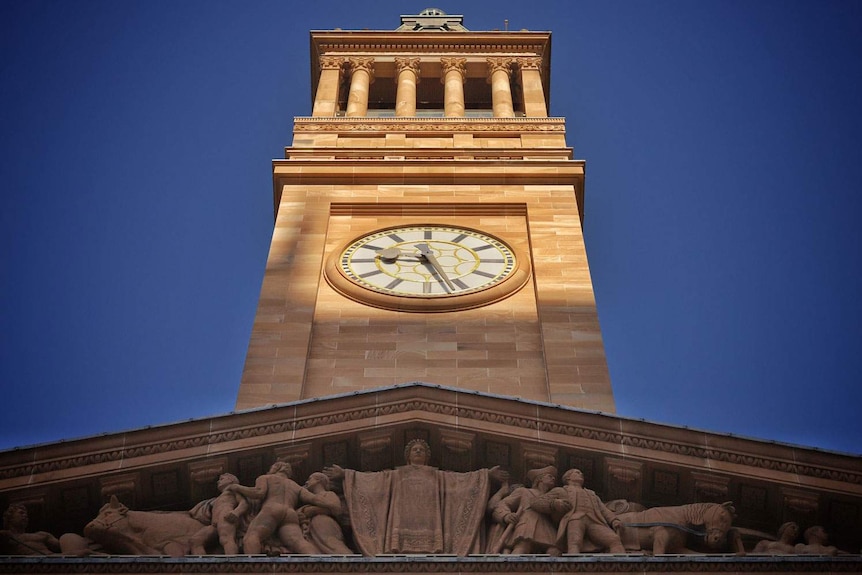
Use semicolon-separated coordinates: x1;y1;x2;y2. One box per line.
487;58;515;118
516;57;548;117
394;57;421;117
311;56;344;117
345;57;375;118
441;57;466;117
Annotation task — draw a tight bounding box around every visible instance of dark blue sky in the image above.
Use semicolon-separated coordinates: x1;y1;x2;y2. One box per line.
2;1;861;454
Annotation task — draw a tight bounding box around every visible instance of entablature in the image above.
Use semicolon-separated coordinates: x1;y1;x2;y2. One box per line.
310;30;551;59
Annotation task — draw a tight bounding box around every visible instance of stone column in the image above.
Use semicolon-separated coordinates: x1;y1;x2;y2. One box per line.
441;57;466;118
311;56;345;117
516;57;548;117
487;57;515;118
394;57;421;117
345;57;375;118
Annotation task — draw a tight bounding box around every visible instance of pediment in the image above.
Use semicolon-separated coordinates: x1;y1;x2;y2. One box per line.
1;382;860;569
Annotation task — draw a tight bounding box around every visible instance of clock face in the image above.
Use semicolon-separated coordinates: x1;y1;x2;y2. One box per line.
325;225;529;312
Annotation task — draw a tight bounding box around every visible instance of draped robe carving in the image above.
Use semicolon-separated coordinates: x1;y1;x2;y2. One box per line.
342;464;489;556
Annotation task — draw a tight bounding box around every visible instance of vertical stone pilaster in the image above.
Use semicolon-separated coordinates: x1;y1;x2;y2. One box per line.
394;57;420;117
441;57;466;117
189;458;228;504
440;429;475;472
692;471;730;503
274;443;313;480
100;473;140;507
345;57;375;117
523;445;558;475
487;58;515;118
516;57;547;117
311;56;345;117
604;458;643;501
780;487;820;526
358;430;393;471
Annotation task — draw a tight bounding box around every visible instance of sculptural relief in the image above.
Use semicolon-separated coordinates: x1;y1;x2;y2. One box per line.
795;525;842;556
490;466;561;555
4;448;855;558
83;495;208;556
535;468;626;554
0;504;60;555
752;521;800;554
299;472;353;554
325;439;507;556
223;461;319;555
613;501;739;554
189;473;250;555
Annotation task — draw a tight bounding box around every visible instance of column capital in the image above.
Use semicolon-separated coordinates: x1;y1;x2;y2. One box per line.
395;56;421;75
486;57;514;81
440;57;466;80
319;56;345;71
348;57;375;83
515;56;543;71
394;56;421;84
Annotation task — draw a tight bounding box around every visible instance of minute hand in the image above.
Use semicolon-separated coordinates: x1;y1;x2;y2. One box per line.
416;243;456;291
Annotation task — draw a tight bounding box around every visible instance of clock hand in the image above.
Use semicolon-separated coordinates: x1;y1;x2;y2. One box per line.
416;243;456;291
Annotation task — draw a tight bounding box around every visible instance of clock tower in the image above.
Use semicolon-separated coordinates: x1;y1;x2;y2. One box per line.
237;9;615;413
3;11;862;565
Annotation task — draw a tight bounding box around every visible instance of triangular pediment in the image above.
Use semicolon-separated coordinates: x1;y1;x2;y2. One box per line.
1;383;860;569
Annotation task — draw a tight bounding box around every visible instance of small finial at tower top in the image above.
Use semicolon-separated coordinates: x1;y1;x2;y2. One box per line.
397;8;469;32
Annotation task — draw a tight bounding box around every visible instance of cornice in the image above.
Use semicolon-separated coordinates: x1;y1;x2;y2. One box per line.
310;30;551;58
1;384;860;491
293;116;566;133
282;147;574;160
1;555;861;573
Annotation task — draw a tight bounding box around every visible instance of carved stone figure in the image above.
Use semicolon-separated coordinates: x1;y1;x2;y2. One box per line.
325;439;505;556
535;468;625;554
189;473;250;554
614;501;737;554
82;495;206;556
485;481;519;554
752;521;799;554
0;503;60;555
299;472;353;554
224;461;318;555
490;466;561;555
795;525;840;555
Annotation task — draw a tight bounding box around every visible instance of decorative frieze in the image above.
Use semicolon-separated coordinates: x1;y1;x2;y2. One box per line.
605;458;642;501
188;459;227;486
523;444;558;472
100;473;139;506
293;117;566;133
357;430;392;471
781;487;820;514
440;429;475;471
692;471;730;502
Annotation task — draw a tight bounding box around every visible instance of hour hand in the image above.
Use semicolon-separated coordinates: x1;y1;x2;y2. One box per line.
416;243;455;290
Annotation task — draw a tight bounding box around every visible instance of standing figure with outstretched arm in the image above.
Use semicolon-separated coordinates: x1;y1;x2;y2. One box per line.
325;439;507;556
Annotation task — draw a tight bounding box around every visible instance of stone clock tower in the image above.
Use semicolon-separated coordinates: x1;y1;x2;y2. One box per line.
237;9;615;413
2;10;861;568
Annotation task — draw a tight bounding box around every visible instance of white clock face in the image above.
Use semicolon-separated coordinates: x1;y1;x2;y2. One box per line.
338;225;517;297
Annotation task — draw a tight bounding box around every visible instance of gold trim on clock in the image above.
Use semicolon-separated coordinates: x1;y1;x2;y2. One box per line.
324;224;530;312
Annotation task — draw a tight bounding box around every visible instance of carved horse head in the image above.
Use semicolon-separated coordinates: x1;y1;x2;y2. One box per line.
701;502;735;547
